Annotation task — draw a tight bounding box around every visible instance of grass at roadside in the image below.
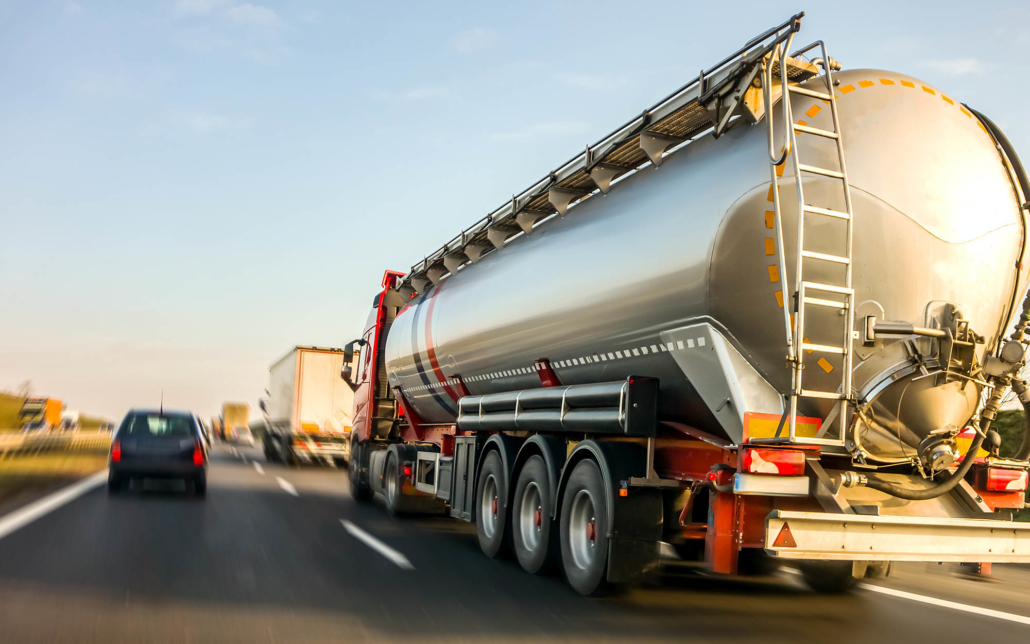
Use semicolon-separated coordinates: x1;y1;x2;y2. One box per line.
0;392;23;432
0;453;108;510
0;453;108;478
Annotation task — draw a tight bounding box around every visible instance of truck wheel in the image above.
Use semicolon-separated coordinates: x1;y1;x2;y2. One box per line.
798;561;858;593
475;450;511;558
560;459;610;596
512;456;556;574
737;548;778;576
384;454;403;516
349;440;373;503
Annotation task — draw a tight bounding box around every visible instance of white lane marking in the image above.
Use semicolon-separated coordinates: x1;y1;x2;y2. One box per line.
0;470;107;541
340;520;414;570
253;462;265;475
859;582;1030;627
276;477;298;496
782;568;1030;628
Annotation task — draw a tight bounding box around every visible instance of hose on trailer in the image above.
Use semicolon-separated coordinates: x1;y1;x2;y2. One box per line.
859;428;984;501
1009;380;1030;461
851;381;1011;500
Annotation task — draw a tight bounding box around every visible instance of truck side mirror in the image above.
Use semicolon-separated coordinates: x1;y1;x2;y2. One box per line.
343;338;366;365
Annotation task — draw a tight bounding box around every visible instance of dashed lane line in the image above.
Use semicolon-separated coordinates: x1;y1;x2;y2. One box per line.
340;520;414;570
276;476;298;496
253;462;264;475
0;470;108;542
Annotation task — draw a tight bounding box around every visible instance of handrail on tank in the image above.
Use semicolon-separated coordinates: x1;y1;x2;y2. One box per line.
406;12;807;282
764;30;798;166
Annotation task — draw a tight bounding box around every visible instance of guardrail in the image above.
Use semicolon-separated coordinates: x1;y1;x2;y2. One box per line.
0;431;112;458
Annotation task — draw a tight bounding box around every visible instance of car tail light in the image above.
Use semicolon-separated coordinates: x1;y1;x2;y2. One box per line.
193;441;204;466
986;467;1029;492
110;440;121;463
742;448;805;476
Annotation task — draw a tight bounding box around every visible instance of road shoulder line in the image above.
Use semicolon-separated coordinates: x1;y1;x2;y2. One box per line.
0;469;108;542
860;582;1030;627
340;520;415;570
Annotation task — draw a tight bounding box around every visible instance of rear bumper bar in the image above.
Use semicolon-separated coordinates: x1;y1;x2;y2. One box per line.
766;510;1030;562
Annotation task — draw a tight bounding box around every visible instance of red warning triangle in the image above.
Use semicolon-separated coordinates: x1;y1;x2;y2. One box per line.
773;522;797;548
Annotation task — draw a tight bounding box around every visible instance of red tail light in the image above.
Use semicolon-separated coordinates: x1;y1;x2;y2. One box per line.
986;467;1028;492
193;441;204;466
110;440;121;463
402;463;413;479
742;448;805;476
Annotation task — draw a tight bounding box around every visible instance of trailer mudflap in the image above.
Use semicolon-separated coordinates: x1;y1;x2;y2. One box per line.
766;510;1030;562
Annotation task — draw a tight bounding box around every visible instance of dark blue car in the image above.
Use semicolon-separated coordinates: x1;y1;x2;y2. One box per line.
108;409;208;496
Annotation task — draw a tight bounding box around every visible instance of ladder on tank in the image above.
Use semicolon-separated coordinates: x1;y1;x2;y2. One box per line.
764;38;855;447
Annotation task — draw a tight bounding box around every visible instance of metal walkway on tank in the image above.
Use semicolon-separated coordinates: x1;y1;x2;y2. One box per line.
402;12;817;295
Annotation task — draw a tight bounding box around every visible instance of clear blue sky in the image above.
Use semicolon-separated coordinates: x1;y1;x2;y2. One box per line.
1;0;1027;421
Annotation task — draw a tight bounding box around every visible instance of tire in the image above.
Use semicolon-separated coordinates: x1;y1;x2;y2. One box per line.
798;561;858;593
475;450;511;558
560;459;610;596
737;548;778;576
349;439;374;503
194;475;207;497
384;454;402;516
107;473;124;494
512;456;557;574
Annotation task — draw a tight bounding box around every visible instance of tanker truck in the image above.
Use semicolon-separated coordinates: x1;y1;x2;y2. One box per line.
341;13;1030;595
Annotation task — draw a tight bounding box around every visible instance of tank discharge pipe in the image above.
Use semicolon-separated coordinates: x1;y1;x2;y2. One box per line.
843;383;1012;500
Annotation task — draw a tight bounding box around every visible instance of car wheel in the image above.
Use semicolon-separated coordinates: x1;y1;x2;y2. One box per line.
475;450;511;558
560;459;611;596
194;475;207;497
107;473;124;494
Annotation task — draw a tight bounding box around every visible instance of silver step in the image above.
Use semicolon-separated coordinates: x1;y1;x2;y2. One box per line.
798;163;844;179
788;86;833;101
802;281;853;295
801;250;850;264
803;296;847;309
803;204;849;220
801;342;846;355
799;389;845;400
794;123;838;139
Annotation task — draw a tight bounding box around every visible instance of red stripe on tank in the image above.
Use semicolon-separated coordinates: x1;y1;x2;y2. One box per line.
423;282;461;403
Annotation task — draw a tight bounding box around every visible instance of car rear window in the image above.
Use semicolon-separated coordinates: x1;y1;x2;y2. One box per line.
121;414;194;439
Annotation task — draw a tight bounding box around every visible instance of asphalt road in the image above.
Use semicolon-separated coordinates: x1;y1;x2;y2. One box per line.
0;445;1029;643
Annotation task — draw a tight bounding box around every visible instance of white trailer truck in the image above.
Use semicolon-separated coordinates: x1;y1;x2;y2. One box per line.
262;346;356;466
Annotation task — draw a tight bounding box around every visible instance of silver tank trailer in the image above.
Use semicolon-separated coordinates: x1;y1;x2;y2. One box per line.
384;68;1027;464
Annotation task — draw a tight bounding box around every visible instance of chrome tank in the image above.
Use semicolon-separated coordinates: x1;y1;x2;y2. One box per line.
384;69;1027;461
